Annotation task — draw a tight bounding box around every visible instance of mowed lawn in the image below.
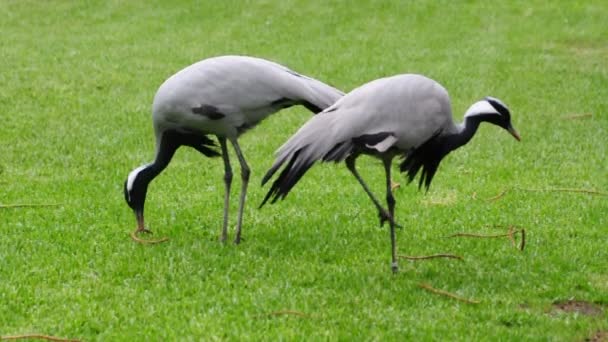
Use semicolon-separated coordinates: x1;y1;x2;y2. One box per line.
1;1;607;340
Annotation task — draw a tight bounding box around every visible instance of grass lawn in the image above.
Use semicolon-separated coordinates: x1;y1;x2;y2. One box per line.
1;0;607;340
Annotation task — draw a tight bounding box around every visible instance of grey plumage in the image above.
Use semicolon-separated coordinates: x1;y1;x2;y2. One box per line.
124;55;344;244
261;74;520;272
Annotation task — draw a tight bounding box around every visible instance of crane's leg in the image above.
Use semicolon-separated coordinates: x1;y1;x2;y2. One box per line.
229;138;250;245
383;157;398;273
345;156;399;228
218;137;232;243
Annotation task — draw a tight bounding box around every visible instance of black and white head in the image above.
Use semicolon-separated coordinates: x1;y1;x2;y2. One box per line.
123;164;152;223
465;96;521;141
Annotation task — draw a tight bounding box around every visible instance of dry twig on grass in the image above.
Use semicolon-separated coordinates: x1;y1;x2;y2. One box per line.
0;334;80;342
561;113;592;120
418;283;480;304
258;310;309;318
399;254;463;261
447;226;526;251
518;187;607;196
447;232;513;239
487;189;508;202
130;231;169;244
0;204;61;209
506;226;517;247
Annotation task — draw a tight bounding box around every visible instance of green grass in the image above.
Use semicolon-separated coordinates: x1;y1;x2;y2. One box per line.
1;0;607;340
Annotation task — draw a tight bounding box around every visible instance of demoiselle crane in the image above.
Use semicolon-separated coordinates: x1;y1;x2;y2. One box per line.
260;74;520;272
124;55;344;244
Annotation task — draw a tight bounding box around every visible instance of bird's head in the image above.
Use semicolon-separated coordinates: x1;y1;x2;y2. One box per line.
124;164;152;221
464;96;520;141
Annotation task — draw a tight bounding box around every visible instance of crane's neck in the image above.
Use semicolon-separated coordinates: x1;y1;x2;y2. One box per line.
138;135;179;189
127;132;180;214
445;115;483;152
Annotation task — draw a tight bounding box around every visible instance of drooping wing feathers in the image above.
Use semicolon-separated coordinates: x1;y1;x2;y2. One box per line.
399;129;449;190
323;141;353;162
261;148;311;205
261;110;351;206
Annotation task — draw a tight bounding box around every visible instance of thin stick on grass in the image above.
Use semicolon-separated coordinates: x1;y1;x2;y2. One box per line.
399;254;463;261
0;334;80;342
130;231;169;244
447;227;526;251
418;283;480;304
518;187;607;196
0;203;61;209
561;113;592;120
506;226;517;247
260;310;309;318
447;232;514;239
487;189;508;202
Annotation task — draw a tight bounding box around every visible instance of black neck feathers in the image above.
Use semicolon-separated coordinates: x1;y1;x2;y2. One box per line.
124;130;219;213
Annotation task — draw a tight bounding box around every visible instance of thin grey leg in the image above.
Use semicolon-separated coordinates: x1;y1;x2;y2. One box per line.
218;137;232;243
345;156;394;226
229;138;250;245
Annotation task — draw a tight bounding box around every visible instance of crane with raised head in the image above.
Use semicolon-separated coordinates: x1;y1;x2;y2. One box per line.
261;73;520;272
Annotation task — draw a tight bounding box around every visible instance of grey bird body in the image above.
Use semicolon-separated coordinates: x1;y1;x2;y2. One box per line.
261;73;520;272
152;56;343;139
124;55;343;244
268;75;456;166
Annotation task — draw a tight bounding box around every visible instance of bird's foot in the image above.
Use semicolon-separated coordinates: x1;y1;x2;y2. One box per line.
130;227;169;244
391;262;399;274
378;210;403;229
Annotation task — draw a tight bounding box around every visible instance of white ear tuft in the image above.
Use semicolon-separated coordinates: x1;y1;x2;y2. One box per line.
126;164;150;193
464;100;498;118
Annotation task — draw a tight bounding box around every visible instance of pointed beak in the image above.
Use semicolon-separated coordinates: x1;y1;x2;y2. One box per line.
507;124;521;141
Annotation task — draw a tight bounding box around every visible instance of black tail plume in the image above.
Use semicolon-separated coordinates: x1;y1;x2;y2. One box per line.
399;130;447;191
184;134;221;157
260;149;315;207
